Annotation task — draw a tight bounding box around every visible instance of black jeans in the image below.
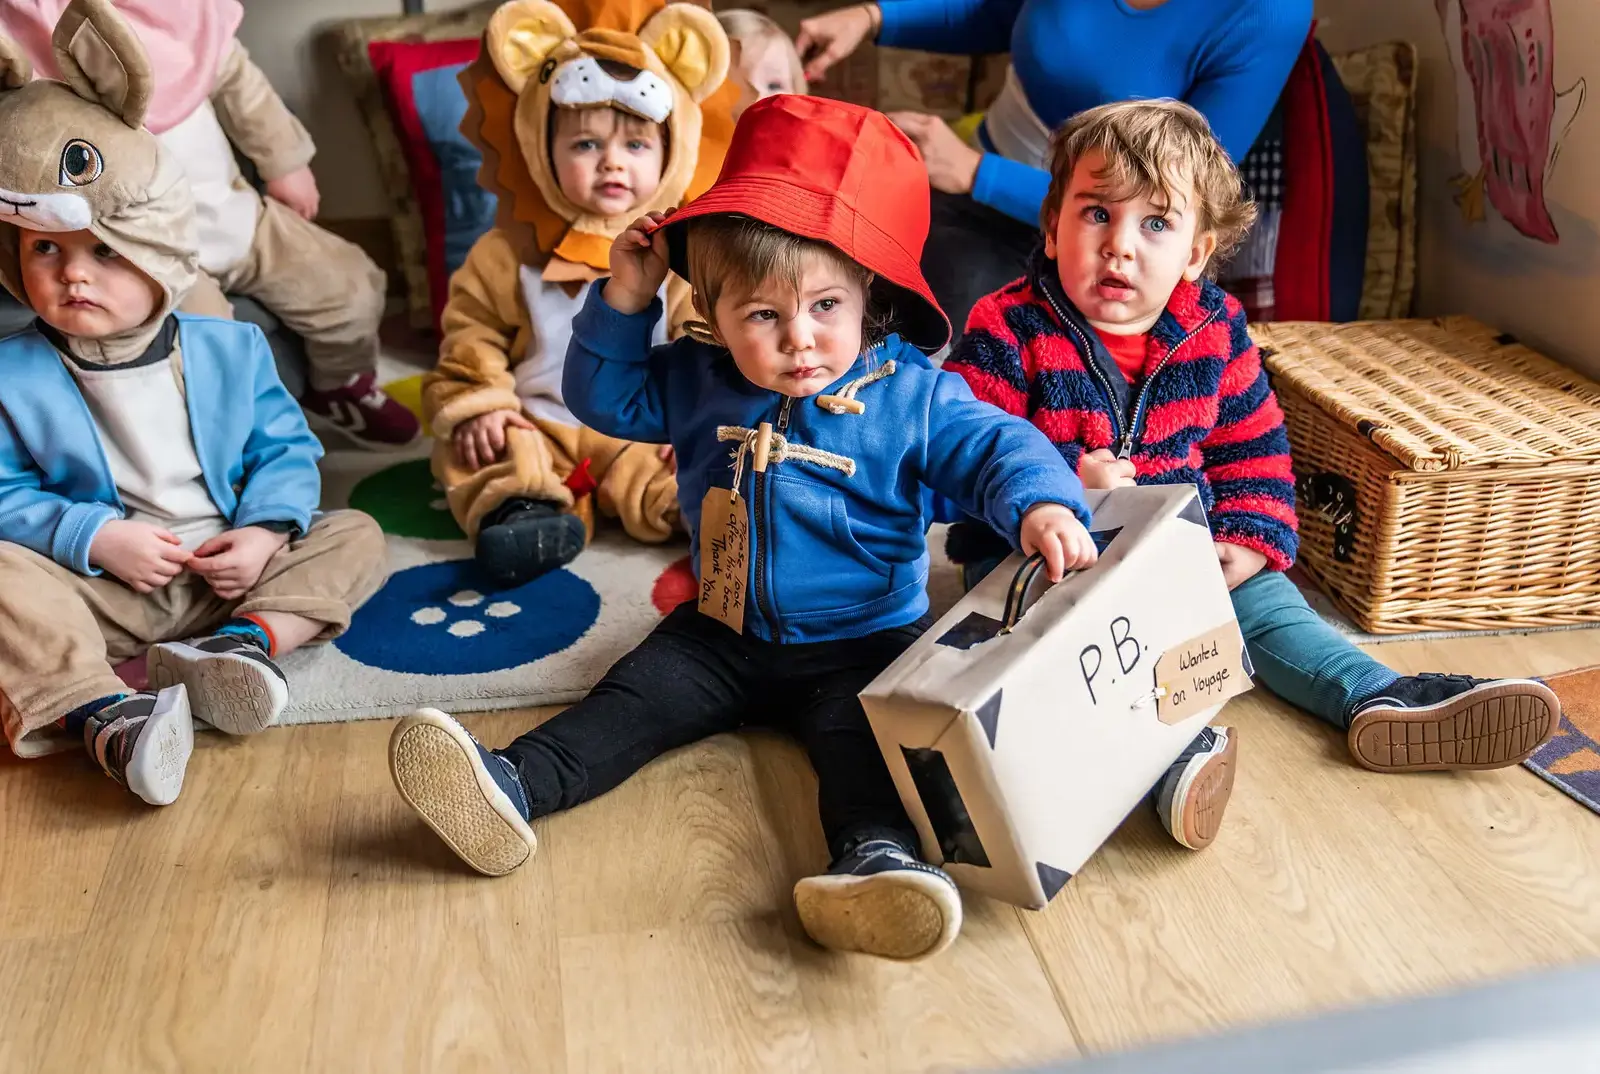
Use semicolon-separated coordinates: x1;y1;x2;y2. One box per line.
923;191;1042;334
500;604;926;859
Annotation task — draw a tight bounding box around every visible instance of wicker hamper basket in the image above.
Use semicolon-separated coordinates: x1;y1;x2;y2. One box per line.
1249;316;1600;633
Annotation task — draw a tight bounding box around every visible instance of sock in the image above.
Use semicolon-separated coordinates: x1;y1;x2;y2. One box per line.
481;497;557;530
59;693;128;735
216;616;275;657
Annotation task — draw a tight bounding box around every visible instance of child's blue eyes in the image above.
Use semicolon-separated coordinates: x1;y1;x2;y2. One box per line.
1080;206;1171;233
814;299;838;313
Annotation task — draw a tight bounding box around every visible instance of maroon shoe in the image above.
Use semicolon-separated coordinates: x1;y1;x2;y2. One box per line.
301;371;421;449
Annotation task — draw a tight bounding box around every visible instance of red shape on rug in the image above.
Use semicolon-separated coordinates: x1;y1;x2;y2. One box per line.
652;556;696;615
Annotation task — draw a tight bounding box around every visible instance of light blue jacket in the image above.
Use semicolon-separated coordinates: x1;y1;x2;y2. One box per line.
564;286;1091;644
0;314;323;576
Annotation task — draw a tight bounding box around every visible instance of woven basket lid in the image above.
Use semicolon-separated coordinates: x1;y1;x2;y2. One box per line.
1250;316;1600;472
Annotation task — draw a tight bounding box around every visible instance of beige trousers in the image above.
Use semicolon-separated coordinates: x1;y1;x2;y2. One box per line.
182;197;387;392
432;416;679;543
0;511;388;758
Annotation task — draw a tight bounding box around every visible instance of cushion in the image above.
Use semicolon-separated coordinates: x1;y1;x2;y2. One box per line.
328;2;499;331
1330;41;1418;319
369;38;498;329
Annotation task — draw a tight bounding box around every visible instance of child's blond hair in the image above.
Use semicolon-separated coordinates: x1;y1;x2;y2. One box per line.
684;216;888;345
716;9;808;95
1041;99;1256;269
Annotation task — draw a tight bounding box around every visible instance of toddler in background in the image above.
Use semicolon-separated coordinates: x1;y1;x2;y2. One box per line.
717;9;807;118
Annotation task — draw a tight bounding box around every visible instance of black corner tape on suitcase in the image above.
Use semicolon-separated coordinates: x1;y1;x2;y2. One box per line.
1091;526;1123;551
1178;496;1211;530
1035;862;1073;901
937;611;1003;650
901;746;992;868
976;690;1003;748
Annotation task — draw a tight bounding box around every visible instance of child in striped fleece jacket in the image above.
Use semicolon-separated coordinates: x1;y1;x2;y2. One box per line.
944;101;1560;832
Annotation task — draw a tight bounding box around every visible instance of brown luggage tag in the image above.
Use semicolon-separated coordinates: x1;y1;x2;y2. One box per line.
698;423;773;633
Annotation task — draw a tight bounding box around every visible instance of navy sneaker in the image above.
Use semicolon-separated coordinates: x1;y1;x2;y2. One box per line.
148;633;288;736
389;708;536;876
475;498;587;588
1347;674;1561;773
1154;726;1238;850
793;838;962;960
84;686;194;806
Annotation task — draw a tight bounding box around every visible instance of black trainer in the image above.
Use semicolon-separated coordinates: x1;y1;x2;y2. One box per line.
793;837;963;960
474;498;586;588
1347;674;1561;772
148;633;289;736
84;686;194;806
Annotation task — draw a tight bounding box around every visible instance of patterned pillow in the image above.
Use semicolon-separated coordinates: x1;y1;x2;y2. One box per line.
369;38;499;329
329;2;499;331
1331;41;1418;320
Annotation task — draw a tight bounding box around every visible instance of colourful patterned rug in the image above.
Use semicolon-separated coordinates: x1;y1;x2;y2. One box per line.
1525;665;1600;816
270;442;696;724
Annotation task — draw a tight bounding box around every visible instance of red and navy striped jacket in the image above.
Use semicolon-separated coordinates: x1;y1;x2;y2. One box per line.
945;252;1299;570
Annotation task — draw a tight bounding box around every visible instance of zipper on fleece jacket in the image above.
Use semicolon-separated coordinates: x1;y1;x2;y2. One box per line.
1035;265;1222;461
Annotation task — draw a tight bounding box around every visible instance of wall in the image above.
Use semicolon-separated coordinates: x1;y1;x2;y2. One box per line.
1316;0;1600;378
237;0;482;221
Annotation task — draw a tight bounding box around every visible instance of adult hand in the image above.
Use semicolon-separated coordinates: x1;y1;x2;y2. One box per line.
795;4;879;84
1214;541;1269;590
1078;448;1137;490
265;165;321;220
888;111;981;195
88;520;191;594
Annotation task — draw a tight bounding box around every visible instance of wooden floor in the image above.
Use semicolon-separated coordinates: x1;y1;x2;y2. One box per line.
5;628;1600;1074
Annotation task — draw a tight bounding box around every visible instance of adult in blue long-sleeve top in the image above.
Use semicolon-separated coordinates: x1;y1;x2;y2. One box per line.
795;0;1311;331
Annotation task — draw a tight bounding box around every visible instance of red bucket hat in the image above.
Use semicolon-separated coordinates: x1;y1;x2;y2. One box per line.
657;94;951;353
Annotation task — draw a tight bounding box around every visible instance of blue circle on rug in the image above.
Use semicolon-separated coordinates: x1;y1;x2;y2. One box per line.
335;558;600;675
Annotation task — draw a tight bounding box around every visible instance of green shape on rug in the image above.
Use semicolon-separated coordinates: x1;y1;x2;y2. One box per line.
348;458;464;540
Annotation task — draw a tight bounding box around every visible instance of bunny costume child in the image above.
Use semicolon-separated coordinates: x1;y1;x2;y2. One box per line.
0;0;387;803
389;96;1095;962
0;0;421;448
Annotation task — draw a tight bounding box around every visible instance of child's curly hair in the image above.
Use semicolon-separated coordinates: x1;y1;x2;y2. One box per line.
1040;99;1257;274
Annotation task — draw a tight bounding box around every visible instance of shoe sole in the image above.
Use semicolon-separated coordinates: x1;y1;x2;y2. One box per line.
124;686;194;806
793;868;962;961
475;517;586;589
304;410;421;453
1347;679;1562;773
389;708;537;877
1164;729;1238;851
148;642;287;736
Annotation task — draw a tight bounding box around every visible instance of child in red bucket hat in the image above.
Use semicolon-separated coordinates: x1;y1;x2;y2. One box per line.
389;95;1096;961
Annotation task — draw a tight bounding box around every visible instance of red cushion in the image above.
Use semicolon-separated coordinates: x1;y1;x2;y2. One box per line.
1274;30;1333;322
368;38;484;327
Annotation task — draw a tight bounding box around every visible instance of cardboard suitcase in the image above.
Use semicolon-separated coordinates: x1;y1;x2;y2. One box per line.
862;485;1254;909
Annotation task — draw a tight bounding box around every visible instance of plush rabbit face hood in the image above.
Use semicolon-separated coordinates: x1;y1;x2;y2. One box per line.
0;0;198;364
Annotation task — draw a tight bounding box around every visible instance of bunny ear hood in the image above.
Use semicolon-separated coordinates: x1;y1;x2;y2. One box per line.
0;0;198;363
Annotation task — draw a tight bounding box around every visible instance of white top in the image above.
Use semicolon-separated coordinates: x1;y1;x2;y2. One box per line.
67;356;226;552
158;100;261;275
979;65;1053;170
516;270;668;428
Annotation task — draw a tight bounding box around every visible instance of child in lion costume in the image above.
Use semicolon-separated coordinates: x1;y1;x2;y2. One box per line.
426;0;735;586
